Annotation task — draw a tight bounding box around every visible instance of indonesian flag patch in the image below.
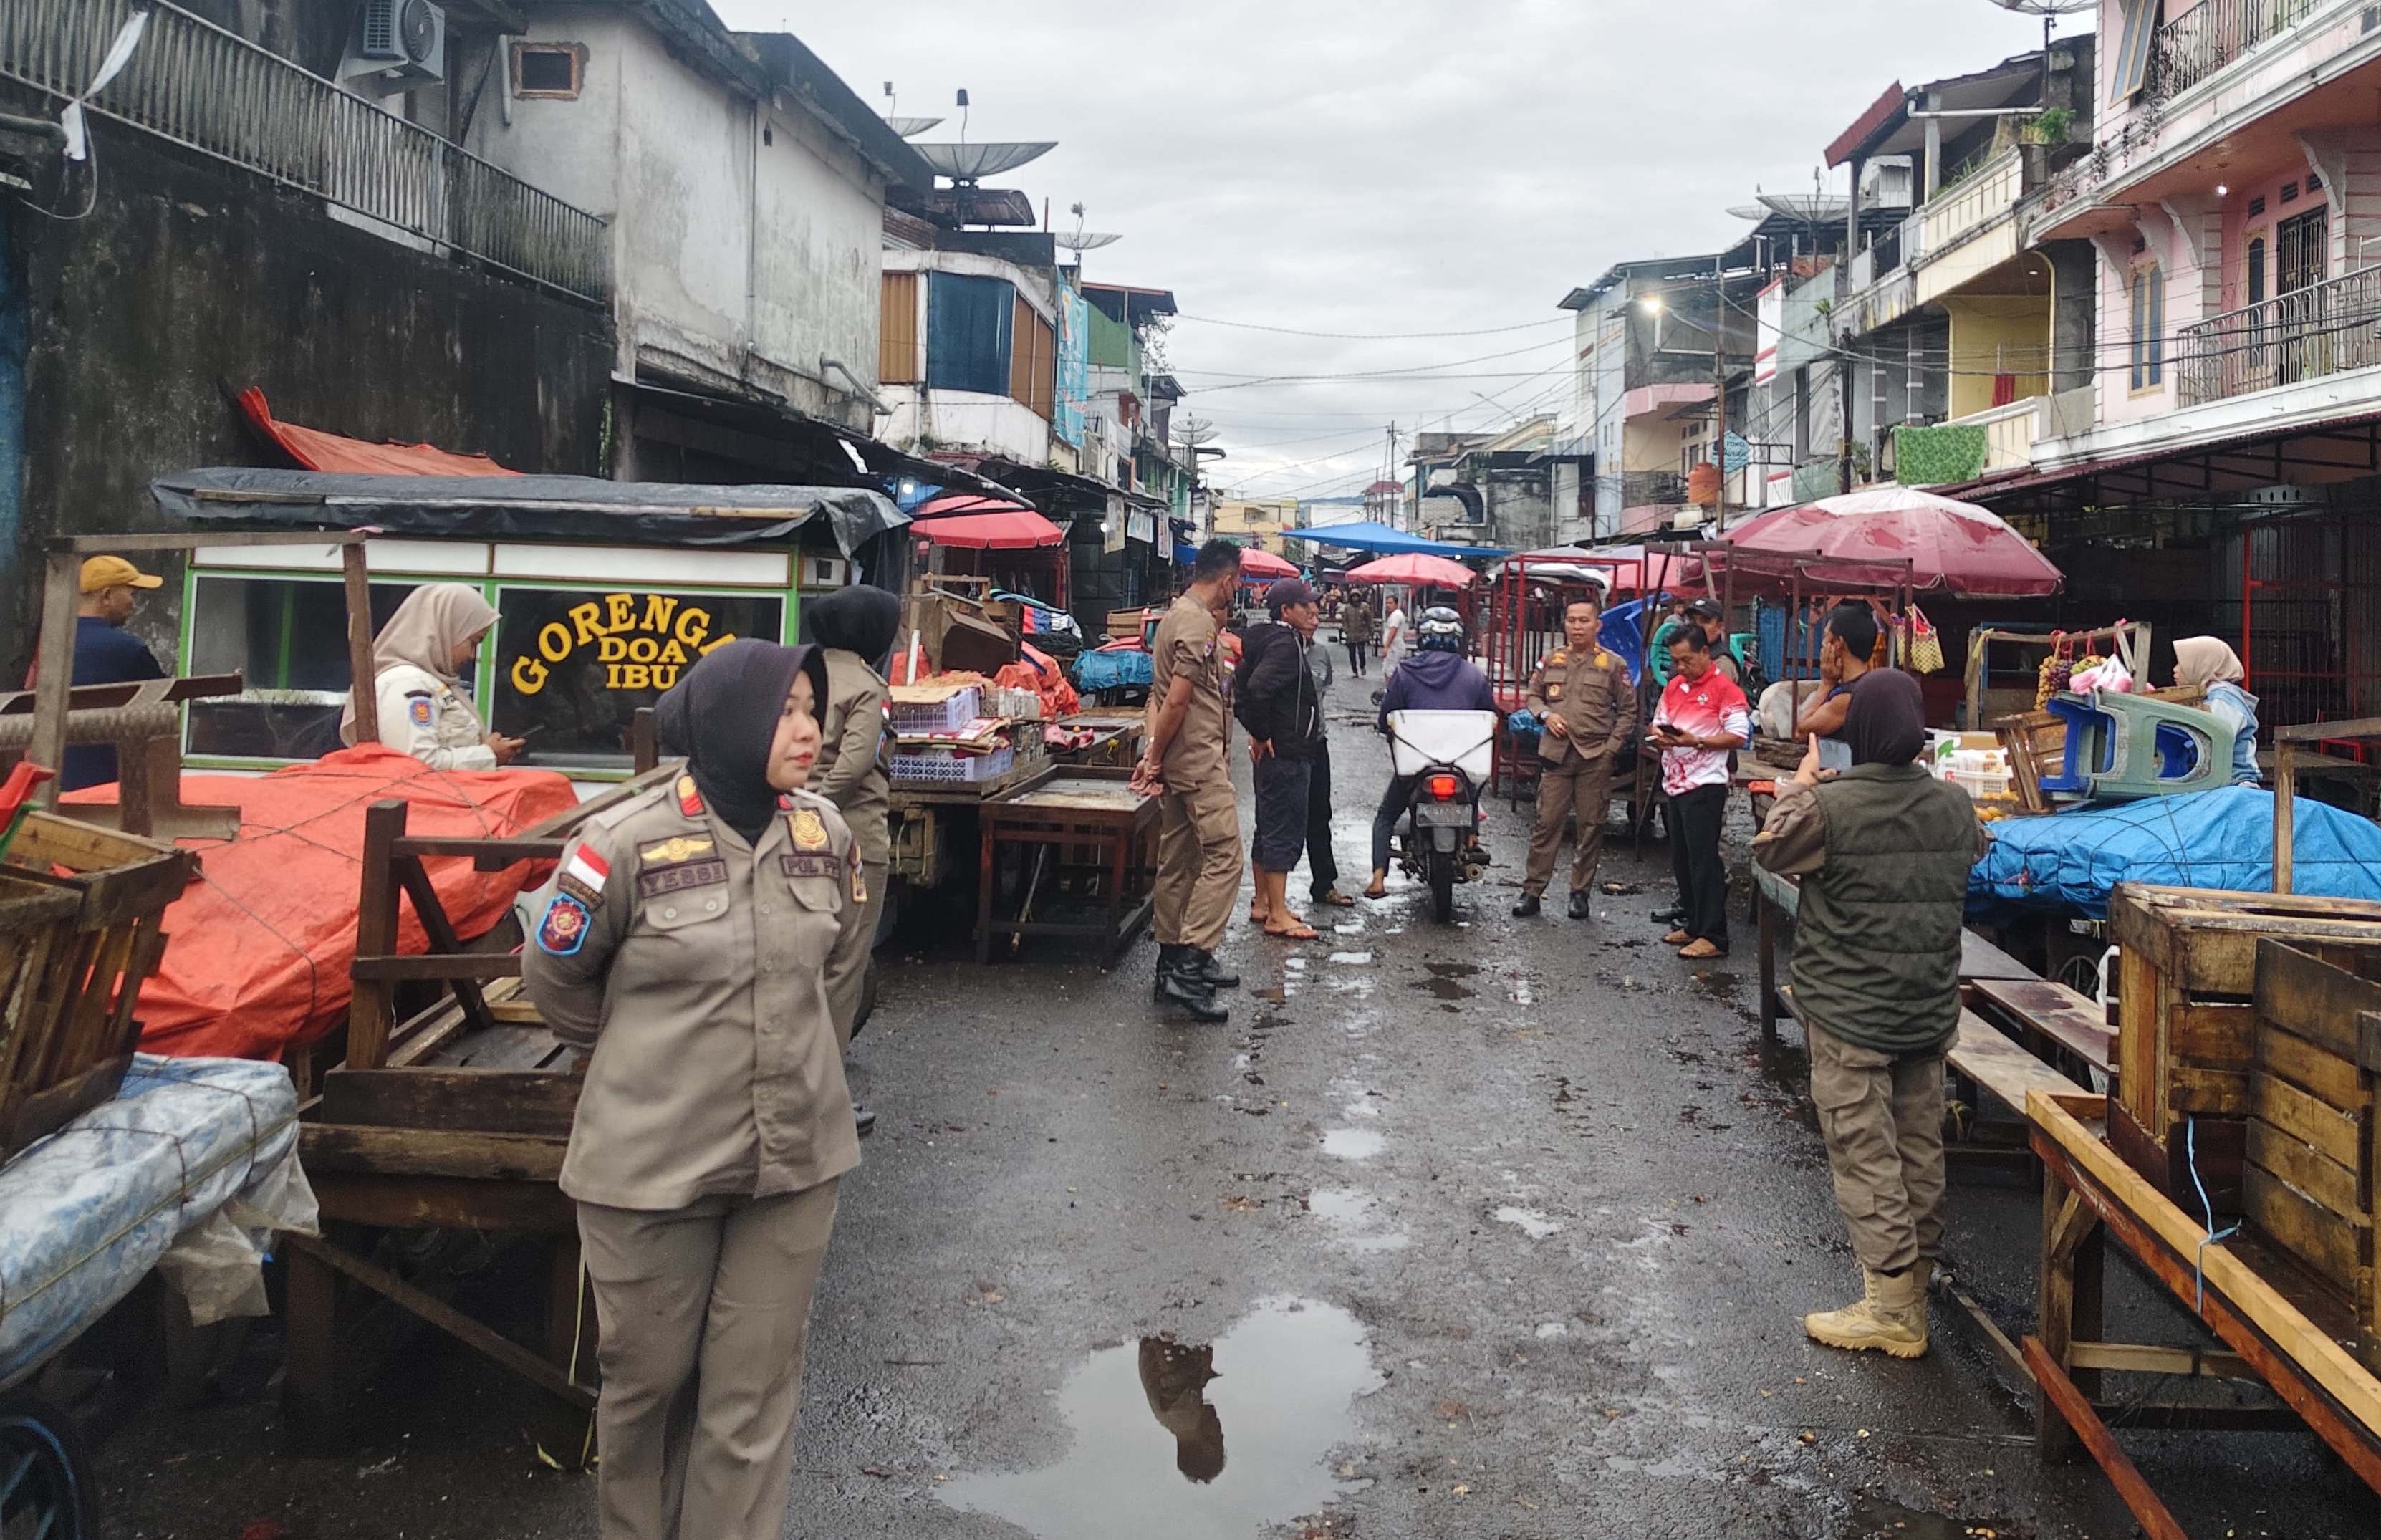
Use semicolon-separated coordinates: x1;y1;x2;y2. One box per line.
557;842;610;908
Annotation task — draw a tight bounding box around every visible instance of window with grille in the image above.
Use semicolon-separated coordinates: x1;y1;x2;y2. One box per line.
2279;207;2328;295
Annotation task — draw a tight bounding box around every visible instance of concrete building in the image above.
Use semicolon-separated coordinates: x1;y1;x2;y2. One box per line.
876;228;1063;469
1211;497;1300;555
463;3;933;479
1947;0;2381;728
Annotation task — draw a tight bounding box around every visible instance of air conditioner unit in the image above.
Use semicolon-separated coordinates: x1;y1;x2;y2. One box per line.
350;0;445;91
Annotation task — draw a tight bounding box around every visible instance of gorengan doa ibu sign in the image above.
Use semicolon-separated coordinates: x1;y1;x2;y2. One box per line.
509;592;740;695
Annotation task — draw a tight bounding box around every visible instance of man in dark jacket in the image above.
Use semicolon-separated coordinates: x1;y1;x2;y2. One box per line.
1751;669;1986;1359
1236;579;1326;940
1364;607;1496;899
59;556;167;791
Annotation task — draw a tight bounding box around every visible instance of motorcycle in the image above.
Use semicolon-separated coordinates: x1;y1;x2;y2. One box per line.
1384;709;1497;922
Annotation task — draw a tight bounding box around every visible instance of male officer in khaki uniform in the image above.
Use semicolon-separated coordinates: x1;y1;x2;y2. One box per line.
521;639;859;1540
1137;539;1245;1020
1514;596;1637;919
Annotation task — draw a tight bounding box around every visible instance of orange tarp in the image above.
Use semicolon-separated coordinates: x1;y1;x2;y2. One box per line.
62;747;577;1061
236;387;519;478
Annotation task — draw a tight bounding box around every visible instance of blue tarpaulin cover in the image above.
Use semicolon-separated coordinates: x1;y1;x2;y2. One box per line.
1073;647;1153;694
1966;786;2381;920
1279;520;1509;559
1;1055;314;1388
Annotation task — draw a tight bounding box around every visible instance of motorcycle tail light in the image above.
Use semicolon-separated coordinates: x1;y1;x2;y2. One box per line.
1428;774;1460;799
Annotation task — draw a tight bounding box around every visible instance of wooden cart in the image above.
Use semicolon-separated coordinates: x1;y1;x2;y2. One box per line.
974;767;1159;965
286;736;673;1448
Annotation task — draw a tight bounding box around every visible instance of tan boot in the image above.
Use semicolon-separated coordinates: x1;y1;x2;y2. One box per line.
1803;1268;1929;1359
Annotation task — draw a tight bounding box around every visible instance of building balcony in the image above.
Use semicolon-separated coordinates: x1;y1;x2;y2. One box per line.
1940;387;2097;475
2148;0;2327;104
0;0;610;301
2177;264;2381;406
1619;471;1689;508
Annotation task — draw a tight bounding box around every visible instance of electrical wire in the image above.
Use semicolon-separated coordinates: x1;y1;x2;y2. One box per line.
1174;312;1575;340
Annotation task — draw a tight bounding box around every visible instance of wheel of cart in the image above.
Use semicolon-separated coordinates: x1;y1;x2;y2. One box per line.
0;1385;97;1540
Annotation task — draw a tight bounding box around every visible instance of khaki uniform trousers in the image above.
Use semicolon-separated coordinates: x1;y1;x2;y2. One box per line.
1154;776;1241;952
1521;751;1615;898
823;860;886;1052
1807;1021;1945;1275
578;1180;840;1540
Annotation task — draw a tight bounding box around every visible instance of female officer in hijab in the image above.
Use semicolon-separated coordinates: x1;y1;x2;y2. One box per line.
521;639;862;1540
803;584;903;1056
340;584;522;768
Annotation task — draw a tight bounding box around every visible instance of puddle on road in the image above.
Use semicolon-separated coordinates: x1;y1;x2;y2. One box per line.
1693;968;1743;999
941;1299;1382;1540
1306;1187;1410;1253
1320;1127;1384;1160
1492;1204;1562;1239
1327;951;1374;966
1842;1494;1988;1539
1410;960;1481;1000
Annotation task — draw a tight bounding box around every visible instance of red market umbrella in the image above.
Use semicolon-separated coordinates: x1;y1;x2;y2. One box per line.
914;509;1065;549
1718;486;2063;597
1235;547;1300;581
1343;553;1480;589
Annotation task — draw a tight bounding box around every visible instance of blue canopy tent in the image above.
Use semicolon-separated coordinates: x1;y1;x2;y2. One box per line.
1279;521;1509;559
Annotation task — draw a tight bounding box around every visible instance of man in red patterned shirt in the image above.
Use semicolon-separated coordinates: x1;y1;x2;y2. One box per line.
1650;625;1750;959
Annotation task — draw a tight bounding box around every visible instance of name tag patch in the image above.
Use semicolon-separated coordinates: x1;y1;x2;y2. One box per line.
637;857;727;900
535;893;591;955
780;852;842;880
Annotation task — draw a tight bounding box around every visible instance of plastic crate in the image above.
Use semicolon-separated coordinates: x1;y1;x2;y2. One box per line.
889;685;983;735
893;745;1015;785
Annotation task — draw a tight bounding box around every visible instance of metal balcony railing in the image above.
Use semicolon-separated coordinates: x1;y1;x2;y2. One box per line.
1620;471;1688;509
0;0;608;302
2177;265;2381;405
2150;0;2323;101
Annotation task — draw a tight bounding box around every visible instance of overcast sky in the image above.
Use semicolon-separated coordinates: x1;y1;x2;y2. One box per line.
724;1;2076;500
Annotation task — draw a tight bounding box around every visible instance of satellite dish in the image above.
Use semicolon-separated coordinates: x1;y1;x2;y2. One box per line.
1055;231;1123;251
913;142;1057;183
885;116;943;138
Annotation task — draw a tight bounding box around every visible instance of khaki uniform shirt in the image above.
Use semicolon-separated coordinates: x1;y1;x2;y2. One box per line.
1149;595;1229;789
521;776;863;1211
1524;645;1637;765
374;663;496;771
814;649;891;867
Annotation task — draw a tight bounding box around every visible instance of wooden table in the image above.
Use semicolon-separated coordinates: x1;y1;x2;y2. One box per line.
975;768;1160;965
2028;1090;2381;1534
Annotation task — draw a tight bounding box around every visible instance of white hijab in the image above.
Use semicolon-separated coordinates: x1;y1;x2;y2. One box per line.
339;584;500;745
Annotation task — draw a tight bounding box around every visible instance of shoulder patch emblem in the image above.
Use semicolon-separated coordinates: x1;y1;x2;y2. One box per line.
408;695;435;728
676;775;705;818
535;892;590;955
558;844;610;908
637;835;714;866
789;807;829;851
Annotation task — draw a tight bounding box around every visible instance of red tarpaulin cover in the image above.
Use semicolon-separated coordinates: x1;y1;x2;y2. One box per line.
1718;486;2064;597
63;748;577;1061
236;387;519;478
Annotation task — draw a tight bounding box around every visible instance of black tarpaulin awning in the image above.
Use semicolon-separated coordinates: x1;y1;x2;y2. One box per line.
150;469;908;557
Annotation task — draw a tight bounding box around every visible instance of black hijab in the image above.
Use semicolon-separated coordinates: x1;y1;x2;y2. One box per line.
804;584;903;670
653;639;829;843
1844;668;1928;767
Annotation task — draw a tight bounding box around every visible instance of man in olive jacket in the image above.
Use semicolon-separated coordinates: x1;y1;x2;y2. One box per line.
1751;669;1986;1359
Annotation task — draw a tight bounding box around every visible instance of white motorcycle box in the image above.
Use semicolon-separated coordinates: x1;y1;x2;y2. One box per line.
1387;710;1498;780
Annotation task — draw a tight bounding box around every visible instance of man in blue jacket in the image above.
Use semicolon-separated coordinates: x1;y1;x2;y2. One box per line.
60;557;168;791
1363;607;1496;899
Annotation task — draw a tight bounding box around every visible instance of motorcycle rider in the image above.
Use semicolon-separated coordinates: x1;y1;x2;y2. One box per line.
1363;607;1496;900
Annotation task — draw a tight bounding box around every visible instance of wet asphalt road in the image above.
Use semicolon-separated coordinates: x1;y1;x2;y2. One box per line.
97;666;2376;1539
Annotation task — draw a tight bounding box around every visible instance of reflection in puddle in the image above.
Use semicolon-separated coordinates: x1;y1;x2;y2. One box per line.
1843;1494;1986;1539
941;1299;1382;1539
1306;1187;1410;1252
1492;1204;1561;1239
1320;1127;1384;1160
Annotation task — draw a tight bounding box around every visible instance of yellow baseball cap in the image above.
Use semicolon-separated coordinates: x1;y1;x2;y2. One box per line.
80;556;163;594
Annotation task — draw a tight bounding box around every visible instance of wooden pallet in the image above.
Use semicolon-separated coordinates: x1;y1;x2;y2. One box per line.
2108;884;2381;1215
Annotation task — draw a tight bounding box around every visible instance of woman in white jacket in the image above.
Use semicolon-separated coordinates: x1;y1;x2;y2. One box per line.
340;584;522;769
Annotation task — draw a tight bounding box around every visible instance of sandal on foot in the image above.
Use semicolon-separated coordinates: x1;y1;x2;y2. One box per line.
1316;890;1357;908
1265;922;1321;941
1676;938;1727;960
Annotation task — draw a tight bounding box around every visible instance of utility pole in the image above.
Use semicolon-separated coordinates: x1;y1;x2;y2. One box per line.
1711;249;1730;534
1385;422;1403;527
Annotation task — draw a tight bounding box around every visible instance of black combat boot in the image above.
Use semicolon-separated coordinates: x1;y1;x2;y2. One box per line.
1568;890;1593;920
1155;946;1228;1021
1191;950;1239;990
1511;893;1542;918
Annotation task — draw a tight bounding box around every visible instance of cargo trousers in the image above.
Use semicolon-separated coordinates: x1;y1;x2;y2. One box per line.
1521;751;1615;898
1154;775;1241;953
1807;1021;1946;1275
577;1179;840;1540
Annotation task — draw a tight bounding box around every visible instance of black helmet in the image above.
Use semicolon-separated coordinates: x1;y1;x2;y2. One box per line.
1416;605;1466;653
